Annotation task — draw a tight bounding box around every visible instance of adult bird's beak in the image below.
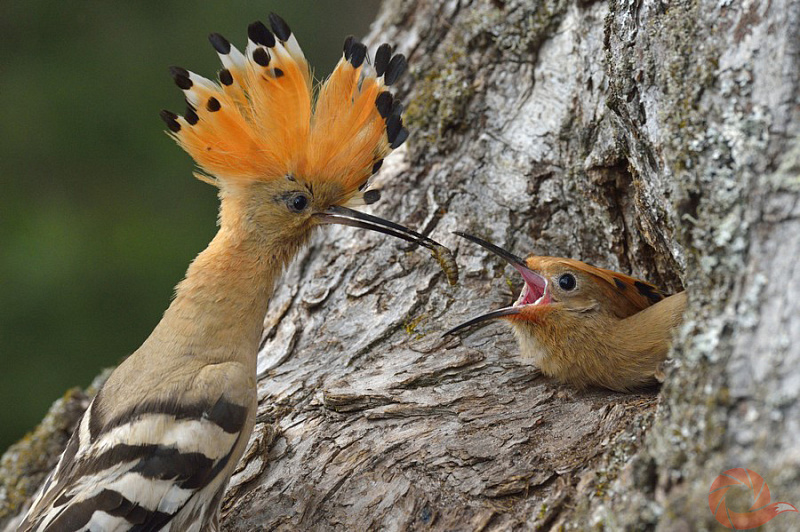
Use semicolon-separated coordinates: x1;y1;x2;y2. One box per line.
443;232;549;336
314;205;459;285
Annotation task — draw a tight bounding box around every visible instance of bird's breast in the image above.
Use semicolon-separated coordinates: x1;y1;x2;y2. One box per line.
510;324;551;368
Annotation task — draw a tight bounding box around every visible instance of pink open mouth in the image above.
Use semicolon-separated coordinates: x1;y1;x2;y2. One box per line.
442;232;552;337
512;265;550;307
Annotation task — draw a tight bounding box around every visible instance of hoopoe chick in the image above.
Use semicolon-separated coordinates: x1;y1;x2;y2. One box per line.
445;233;687;392
20;14;457;532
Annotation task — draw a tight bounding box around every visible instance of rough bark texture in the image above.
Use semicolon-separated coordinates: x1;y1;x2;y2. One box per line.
2;0;799;530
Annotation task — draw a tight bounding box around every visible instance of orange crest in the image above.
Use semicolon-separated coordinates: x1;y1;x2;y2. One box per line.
160;13;408;199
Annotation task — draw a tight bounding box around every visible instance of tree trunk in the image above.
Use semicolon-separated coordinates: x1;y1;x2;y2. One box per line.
2;0;799;530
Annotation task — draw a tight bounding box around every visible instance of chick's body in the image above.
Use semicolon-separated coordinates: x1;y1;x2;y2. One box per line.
447;234;687;392
511;281;687;391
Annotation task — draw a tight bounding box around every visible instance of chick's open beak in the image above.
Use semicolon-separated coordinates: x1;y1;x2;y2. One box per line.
443;232;549;336
314;205;459;285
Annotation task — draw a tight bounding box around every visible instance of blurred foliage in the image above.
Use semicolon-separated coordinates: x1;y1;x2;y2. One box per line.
0;1;380;453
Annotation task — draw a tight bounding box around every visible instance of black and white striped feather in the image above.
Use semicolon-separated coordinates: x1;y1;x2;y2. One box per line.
19;393;247;532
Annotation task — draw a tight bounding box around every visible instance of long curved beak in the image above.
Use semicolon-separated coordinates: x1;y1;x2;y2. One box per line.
453;232;528;269
442;306;520;336
443;232;548;336
453;232;545;293
314;206;458;285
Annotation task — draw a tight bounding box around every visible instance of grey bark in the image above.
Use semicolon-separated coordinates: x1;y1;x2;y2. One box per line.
2;0;799;530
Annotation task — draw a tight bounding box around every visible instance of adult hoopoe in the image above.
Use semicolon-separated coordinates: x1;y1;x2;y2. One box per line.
444;233;687;392
20;14;456;532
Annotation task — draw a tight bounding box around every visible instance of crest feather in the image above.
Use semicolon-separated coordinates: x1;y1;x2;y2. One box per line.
161;14;408;198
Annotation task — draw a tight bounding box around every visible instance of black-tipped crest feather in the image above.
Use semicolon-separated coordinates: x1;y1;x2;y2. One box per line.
208;33;231;54
248;21;275;47
374;44;392;76
268;13;292;41
384;54;407;85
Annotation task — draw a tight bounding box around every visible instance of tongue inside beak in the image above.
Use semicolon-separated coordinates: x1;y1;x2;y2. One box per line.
513;264;549;307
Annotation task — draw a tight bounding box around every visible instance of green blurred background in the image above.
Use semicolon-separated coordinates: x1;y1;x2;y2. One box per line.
0;1;380;453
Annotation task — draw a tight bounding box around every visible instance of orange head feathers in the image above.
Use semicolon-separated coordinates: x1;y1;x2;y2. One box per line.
444;232;685;391
160;13;407;207
159;14;458;284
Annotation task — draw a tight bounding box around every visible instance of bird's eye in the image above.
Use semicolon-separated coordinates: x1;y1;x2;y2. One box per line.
288;194;309;213
558;273;577;291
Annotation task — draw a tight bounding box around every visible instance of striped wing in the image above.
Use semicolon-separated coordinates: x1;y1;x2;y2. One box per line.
19;395;247;532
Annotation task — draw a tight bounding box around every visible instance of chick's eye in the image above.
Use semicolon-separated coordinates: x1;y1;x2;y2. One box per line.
288;194;309;213
558;273;577;291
